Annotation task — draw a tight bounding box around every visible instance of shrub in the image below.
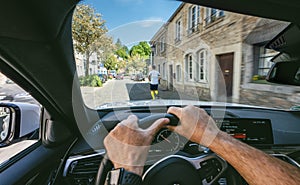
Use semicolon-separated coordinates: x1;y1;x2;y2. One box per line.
252;75;266;81
79;75;102;87
252;75;260;81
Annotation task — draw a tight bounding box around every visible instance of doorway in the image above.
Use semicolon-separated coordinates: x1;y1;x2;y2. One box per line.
217;53;234;97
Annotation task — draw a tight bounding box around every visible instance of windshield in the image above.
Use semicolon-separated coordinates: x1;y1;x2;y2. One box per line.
73;0;299;110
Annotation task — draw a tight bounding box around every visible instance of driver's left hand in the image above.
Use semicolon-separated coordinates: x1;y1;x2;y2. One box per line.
104;115;169;176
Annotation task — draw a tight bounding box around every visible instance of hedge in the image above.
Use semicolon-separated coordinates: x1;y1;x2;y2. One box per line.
79;75;103;87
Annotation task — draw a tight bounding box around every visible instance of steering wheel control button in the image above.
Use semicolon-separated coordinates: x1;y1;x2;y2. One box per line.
199;159;223;183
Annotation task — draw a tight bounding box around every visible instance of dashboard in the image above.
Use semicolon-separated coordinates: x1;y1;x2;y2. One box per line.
61;105;300;185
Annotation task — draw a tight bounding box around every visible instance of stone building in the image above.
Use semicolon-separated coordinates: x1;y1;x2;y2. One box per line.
75;52;99;77
150;2;298;109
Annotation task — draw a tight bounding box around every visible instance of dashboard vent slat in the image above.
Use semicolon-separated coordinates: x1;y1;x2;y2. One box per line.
68;155;102;175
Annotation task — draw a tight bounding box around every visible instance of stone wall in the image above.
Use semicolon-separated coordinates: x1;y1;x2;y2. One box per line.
160;78;210;100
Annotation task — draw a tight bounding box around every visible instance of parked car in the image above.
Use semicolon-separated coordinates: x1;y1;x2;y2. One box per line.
130;73;136;80
98;74;107;83
108;73;114;79
134;73;145;81
108;70;117;78
5;79;14;84
115;74;124;80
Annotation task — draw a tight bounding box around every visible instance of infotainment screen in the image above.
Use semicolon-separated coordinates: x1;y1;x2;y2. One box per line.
215;118;273;145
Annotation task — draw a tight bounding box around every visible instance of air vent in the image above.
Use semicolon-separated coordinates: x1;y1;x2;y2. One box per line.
68;155;102;175
63;152;105;185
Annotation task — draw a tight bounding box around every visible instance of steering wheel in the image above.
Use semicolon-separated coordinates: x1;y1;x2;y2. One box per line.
95;114;236;185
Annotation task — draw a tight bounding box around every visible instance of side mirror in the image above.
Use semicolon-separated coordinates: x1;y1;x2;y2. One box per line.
266;61;300;86
0;102;40;147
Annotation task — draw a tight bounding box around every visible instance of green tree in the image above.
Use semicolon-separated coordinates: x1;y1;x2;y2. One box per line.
104;55;118;70
114;39;129;60
127;41;150;73
127;55;146;73
72;4;107;76
115;38;123;49
95;36;115;65
129;41;151;59
115;46;129;60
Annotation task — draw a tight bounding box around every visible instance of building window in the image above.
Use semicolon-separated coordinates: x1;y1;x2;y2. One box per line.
175;19;181;42
196;50;207;82
160;37;165;52
83;60;87;69
185;54;193;81
218;10;225;17
158;64;161;73
188;5;201;34
255;47;278;76
176;65;182;82
163;63;166;78
205;8;224;24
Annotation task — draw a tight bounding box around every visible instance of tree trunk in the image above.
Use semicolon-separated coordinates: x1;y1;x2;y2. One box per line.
85;51;90;76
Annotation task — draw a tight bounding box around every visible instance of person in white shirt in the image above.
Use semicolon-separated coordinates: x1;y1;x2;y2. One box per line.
148;65;160;99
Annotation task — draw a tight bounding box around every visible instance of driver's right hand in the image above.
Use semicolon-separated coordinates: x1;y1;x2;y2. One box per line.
167;105;220;147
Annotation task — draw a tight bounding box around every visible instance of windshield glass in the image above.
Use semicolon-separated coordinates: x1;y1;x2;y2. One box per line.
73;0;299;110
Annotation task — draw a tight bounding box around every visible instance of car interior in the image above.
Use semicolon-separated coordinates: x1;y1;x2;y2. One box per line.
0;0;300;185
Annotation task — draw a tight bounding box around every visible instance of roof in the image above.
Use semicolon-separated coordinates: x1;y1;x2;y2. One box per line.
150;2;186;43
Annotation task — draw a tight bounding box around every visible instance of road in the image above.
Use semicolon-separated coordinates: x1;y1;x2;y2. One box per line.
81;77;186;108
0;83;38;104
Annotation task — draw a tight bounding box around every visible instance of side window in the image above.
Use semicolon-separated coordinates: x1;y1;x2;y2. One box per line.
0;73;40;166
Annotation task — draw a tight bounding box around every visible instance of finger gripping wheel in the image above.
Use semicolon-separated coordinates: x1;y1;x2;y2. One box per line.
138;113;180;129
164;113;180;126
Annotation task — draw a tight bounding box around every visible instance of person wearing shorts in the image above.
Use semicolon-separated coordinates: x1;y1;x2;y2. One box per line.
148;65;160;100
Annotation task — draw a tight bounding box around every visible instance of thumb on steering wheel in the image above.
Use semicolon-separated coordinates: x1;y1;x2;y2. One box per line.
146;118;169;136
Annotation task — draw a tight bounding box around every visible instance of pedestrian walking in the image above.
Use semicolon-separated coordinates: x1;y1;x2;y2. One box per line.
148;65;161;100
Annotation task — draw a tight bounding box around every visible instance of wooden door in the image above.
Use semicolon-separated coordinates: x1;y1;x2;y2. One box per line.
217;53;234;97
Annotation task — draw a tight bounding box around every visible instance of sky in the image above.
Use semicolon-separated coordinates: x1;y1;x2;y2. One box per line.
82;0;181;46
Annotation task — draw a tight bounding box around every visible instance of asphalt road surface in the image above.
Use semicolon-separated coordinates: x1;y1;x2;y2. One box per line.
0;83;38;104
81;77;198;109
